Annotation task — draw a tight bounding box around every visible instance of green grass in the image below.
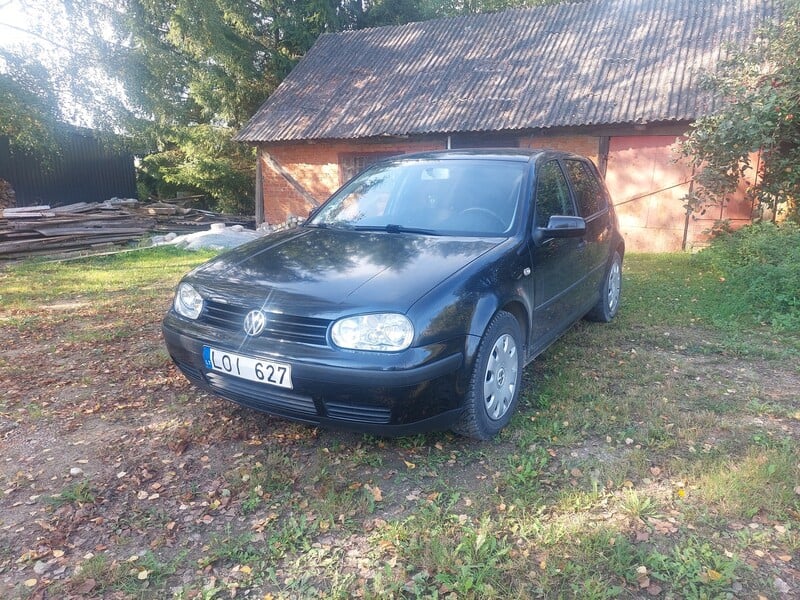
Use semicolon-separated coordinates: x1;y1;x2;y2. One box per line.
0;246;217;309
66;551;183;597
46;480;96;507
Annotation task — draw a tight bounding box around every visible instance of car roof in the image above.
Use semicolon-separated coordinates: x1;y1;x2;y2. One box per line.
385;148;583;163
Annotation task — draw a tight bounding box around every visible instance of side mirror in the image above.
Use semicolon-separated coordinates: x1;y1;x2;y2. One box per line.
533;215;586;245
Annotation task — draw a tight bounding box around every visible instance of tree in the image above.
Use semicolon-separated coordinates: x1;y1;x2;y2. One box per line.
41;0;348;213
680;0;800;224
0;51;61;160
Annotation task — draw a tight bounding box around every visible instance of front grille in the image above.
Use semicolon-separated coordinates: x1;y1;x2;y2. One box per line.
325;401;392;424
201;299;331;346
205;372;318;416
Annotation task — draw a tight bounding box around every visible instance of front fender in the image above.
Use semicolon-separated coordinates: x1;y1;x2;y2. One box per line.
466;293;503;338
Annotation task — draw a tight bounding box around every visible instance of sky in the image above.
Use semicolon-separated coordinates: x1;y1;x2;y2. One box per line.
0;0;71;77
0;1;110;127
0;1;48;52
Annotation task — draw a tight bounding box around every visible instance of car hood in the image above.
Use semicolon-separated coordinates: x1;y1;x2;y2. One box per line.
188;227;499;316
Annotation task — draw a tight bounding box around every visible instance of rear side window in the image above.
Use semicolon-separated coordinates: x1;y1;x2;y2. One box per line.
535;160;574;228
565;160;608;218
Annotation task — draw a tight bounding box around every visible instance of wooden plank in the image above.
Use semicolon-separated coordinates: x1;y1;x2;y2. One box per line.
8;215;152;230
2;205;51;215
2;211;57;218
52;202;99;214
31;226;149;237
0;233;144;254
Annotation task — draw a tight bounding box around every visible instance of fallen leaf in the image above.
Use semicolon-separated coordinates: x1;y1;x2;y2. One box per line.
369;486;383;502
403;460;416;469
24;579;37;588
636;565;650;589
137;570;149;580
774;577;790;594
75;579;96;595
647;584;662;596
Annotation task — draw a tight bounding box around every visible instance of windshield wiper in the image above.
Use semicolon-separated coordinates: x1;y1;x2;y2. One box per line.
307;222;356;230
353;224;442;236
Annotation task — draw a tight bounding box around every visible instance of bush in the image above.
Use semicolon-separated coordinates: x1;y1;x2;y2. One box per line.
698;222;800;330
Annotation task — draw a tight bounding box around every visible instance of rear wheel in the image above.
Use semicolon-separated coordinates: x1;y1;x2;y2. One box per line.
452;311;523;440
586;250;622;322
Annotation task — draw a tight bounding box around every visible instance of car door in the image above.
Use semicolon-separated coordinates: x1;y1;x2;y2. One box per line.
563;159;613;304
527;159;585;354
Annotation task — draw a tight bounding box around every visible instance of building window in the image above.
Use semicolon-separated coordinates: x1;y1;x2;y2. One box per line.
339;152;397;185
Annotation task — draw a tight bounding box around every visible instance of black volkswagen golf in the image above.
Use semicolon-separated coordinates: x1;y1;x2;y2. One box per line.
163;149;624;439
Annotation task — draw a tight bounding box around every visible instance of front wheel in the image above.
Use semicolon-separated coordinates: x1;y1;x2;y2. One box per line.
452;311;523;440
586;250;622;322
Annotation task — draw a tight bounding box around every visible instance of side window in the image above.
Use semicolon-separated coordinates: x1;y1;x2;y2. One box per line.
565;160;609;218
535;160;574;228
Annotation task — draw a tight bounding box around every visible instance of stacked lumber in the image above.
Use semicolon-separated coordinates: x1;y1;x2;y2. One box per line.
0;199;256;260
0;201;155;259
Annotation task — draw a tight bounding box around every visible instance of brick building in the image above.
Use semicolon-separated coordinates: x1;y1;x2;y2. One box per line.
236;0;777;251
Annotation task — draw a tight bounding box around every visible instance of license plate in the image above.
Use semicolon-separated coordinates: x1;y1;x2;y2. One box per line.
203;346;293;389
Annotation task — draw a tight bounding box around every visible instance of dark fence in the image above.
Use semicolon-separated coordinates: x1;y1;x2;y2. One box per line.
0;131;136;208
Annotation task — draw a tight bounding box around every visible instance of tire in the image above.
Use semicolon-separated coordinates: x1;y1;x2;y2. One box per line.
452;311;523;440
586;250;622;322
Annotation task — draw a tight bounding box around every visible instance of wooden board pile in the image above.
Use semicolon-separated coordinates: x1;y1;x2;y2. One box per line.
0;200;255;260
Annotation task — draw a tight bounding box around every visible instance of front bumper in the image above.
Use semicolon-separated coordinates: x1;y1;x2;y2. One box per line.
162;314;474;435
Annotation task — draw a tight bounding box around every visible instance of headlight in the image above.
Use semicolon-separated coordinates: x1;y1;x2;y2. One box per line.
173;283;204;319
331;313;414;351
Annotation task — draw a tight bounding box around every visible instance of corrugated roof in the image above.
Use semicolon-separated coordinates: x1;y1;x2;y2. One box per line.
235;0;777;142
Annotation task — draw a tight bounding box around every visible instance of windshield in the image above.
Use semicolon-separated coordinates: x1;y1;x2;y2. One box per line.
309;158;526;236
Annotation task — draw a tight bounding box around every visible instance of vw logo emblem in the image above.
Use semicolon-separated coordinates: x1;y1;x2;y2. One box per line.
243;310;267;336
